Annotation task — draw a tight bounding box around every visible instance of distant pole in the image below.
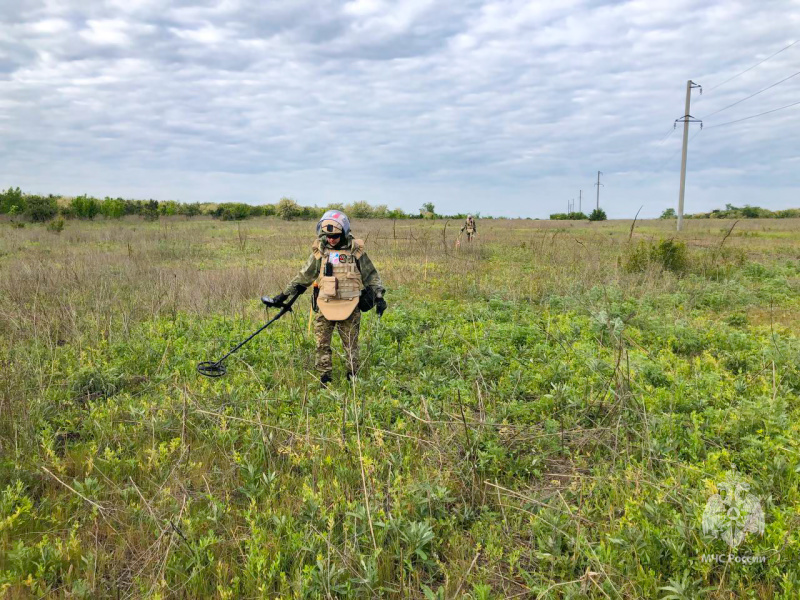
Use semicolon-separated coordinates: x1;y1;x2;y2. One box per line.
579;190;582;214
676;80;703;232
594;171;603;210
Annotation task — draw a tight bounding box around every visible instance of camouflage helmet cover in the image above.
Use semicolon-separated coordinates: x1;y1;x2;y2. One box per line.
317;210;351;237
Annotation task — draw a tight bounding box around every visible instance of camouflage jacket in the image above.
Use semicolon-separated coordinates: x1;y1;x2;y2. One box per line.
283;235;384;298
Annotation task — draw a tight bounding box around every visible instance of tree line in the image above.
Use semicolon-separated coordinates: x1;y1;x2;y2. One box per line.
660;205;800;219
0;188;486;223
549;209;607;221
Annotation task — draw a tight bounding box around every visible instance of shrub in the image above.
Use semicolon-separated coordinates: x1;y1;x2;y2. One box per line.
70;195;100;219
277;197;301;220
24;195;58;222
588;208;607;221
653;238;688;273
158;200;180;216
0;187;25;214
47;217;65;233
298;205;322;219
179;203;202;217
420;202;435;215
660;208;676;219
99;197;126;219
214;203;251;221
550;212;587;220
142;199;159;221
345;201;374;219
624;238;688;274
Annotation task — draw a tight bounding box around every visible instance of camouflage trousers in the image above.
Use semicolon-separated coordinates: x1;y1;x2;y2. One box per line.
314;308;361;376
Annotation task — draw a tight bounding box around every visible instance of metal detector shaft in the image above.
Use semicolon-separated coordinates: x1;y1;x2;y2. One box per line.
198;291;302;376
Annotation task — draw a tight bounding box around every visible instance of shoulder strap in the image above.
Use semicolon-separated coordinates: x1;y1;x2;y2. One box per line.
312;239;324;260
351;239;365;259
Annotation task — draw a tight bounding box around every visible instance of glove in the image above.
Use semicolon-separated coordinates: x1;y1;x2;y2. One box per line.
376;297;387;317
272;292;289;306
294;284;307;294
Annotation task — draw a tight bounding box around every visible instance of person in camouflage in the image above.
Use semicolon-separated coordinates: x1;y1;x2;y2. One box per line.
460;215;477;242
272;210;386;386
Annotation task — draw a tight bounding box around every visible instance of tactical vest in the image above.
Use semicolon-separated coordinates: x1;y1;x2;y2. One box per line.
313;238;364;321
465;219;475;233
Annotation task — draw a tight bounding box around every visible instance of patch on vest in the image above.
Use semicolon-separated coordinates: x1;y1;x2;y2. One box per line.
330;252;357;265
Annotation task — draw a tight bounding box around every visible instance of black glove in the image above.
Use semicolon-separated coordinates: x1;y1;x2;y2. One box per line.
271;293;289;306
294;284;307;294
376;297;387;317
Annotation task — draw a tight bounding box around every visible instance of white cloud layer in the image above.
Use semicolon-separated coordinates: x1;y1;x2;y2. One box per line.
1;0;799;217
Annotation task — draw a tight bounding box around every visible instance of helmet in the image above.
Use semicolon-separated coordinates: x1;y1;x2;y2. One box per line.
317;210;351;237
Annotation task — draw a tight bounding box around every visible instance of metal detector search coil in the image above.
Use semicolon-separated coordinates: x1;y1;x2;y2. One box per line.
196;291;301;378
197;361;227;377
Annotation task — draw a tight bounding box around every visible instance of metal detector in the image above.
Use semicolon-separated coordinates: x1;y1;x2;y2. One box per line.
197;291;302;378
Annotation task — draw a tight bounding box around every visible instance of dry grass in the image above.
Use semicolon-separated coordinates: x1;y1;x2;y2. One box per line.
5;216;794;347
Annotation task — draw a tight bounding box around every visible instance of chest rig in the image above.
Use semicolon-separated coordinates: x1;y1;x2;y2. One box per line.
312;238;365;321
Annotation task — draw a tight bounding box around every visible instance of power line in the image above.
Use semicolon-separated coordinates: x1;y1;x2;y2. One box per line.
702;69;800;119
705;99;800;129
656;127;676;144
706;39;800;93
653;128;702;172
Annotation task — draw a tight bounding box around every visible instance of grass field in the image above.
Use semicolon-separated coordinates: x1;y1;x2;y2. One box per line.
1;216;799;599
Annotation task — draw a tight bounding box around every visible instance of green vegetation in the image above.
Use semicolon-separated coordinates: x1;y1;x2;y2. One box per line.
660;208;677;219
688;204;800;220
0;188;483;224
623;238;689;274
1;217;799;598
549;212;588;221
588;208;607;221
22;195;59;222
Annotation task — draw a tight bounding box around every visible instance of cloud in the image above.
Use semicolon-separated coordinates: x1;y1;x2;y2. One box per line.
1;0;799;217
79;19;133;45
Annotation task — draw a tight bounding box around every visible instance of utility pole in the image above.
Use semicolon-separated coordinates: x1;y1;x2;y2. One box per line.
676;80;703;232
594;171;603;210
579;190;582;214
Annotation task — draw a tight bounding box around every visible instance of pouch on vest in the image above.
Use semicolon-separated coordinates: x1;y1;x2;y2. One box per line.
320;276;337;298
337;272;361;299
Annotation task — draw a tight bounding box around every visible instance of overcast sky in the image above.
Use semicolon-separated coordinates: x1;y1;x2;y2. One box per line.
2;1;799;217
